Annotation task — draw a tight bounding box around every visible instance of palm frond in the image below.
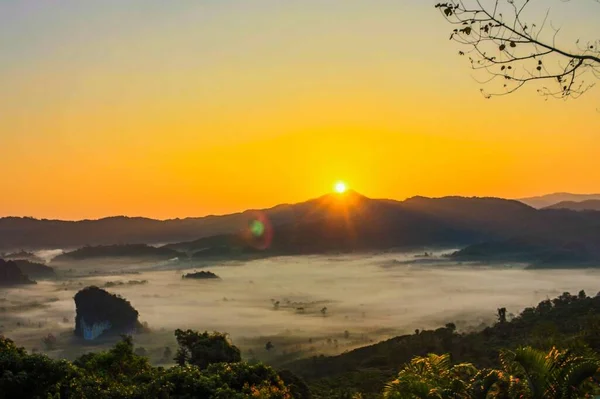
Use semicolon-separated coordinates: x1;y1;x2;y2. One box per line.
559;361;600;399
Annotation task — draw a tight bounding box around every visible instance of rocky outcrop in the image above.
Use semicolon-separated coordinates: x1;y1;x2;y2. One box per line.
73;286;142;340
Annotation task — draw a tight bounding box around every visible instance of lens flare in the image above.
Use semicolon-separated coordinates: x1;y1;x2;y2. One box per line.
245;212;273;250
250;220;265;237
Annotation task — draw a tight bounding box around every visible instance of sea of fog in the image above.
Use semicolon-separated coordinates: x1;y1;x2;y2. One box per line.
2;251;600;365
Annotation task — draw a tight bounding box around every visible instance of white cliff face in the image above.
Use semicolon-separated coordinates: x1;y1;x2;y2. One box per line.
80;318;112;341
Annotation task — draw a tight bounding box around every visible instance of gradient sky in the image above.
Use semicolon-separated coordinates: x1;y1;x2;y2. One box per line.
1;0;599;220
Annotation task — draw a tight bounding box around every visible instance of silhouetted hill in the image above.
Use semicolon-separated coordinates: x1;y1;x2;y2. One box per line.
52;244;182;262
0;215;241;251
544;199;600;211
518;192;600;208
12;260;56;279
0;197;340;251
450;237;598;267
1;250;43;263
169;194;600;260
6;193;600;261
0;259;36;285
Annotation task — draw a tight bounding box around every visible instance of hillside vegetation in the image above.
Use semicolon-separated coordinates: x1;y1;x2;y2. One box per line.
2;291;600;398
284;291;600;398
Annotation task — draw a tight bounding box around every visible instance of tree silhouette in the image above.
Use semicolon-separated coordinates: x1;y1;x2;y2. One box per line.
435;0;600;99
41;333;57;350
497;307;507;324
173;329;241;369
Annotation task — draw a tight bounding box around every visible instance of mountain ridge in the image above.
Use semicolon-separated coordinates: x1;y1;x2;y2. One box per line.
0;193;492;250
3;193;600;259
518;192;600;209
544;199;600;211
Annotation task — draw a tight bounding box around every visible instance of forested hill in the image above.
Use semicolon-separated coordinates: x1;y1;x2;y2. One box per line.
283;291;600;398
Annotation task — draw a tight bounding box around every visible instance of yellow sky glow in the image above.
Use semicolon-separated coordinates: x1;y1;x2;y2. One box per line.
1;1;599;220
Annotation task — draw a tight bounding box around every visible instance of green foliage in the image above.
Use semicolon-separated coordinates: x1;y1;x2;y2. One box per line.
174;329;241;369
383;353;478;399
0;333;290;399
74;336;153;381
383;347;600;399
286;292;600;398
278;369;312;399
0;336;79;399
3;293;600;399
500;347;600;399
147;362;291;399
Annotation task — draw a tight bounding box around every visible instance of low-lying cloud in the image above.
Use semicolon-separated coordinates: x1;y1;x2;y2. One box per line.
2;251;600;364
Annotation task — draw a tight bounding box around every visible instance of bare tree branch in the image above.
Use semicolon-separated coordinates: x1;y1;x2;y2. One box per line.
435;0;599;99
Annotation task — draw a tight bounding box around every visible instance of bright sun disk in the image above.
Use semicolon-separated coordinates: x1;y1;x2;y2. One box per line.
334;181;347;194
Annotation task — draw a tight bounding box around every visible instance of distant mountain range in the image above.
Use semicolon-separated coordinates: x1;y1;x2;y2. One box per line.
0;203;314;251
3;191;600;267
543;199;600;211
165;193;534;257
167;193;600;266
518;193;600;209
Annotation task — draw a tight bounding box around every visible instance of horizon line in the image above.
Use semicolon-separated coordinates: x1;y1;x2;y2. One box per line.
2;191;599;222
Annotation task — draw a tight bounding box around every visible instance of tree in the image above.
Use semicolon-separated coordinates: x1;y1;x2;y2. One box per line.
148;362;291;399
435;0;600;99
74;335;153;382
174;329;241;369
0;333;291;399
162;346;173;363
41;333;57;350
497;307;507;324
0;336;79;398
278;369;312;399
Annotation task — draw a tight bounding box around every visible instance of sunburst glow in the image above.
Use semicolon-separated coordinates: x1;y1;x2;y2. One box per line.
334;181;347;194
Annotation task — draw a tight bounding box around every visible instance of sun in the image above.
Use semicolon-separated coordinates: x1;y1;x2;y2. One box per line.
333;181;347;194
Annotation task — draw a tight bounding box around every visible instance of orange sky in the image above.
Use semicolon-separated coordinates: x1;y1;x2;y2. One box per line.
1;1;599;220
